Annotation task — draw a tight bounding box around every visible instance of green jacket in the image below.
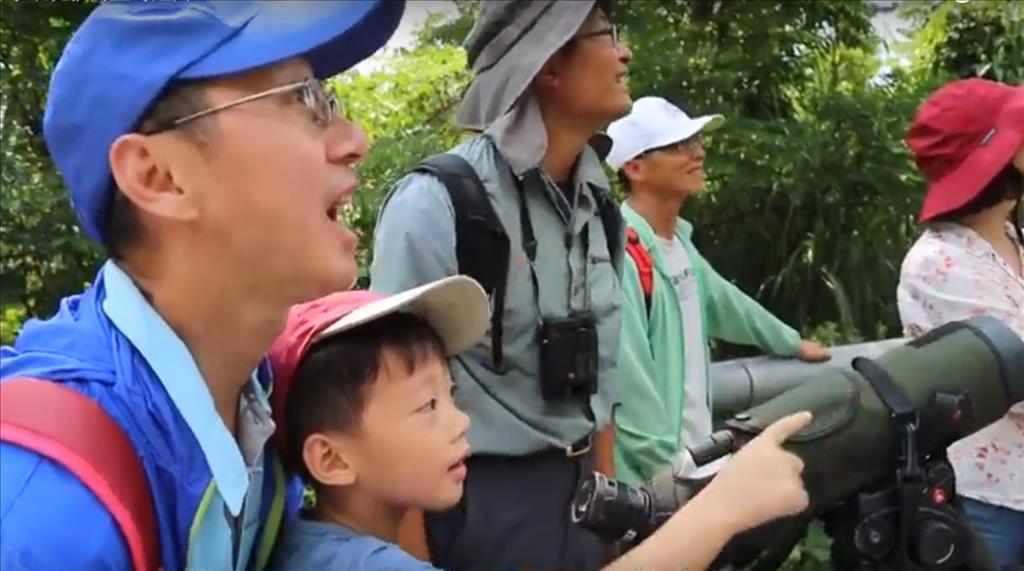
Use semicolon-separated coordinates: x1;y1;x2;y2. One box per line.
614;202;802;484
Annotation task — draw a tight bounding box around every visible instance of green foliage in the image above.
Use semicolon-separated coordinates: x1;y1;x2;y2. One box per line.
780;522;832;571
1;2;101;316
617;0;876;120
904;0;1023;83
0;305;27;346
329;43;472;278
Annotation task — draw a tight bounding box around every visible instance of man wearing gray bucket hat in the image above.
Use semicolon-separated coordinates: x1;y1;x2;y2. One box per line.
370;17;818;568
370;0;631;568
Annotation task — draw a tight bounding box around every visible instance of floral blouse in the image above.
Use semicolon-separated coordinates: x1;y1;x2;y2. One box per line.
897;222;1024;510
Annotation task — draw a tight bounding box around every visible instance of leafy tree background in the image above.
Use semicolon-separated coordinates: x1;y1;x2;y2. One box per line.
1;1;1020;566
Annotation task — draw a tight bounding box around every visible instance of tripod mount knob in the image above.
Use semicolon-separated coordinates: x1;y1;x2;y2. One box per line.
912;519;959;566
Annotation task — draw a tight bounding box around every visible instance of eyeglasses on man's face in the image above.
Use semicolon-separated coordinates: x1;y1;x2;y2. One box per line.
641;133;704;158
574;24;619;46
141;77;343;135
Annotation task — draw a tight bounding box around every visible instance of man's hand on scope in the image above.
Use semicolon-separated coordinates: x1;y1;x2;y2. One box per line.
796;340;831;363
699;411;813;533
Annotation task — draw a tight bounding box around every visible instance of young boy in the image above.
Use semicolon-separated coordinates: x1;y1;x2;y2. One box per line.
266;276;489;569
265;275;817;571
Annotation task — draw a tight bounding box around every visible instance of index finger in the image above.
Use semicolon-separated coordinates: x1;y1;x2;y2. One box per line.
761;411;814;445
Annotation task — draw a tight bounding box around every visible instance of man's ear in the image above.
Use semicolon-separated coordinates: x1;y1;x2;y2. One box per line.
622;159;644;185
303;432;358;487
533;55;564;92
108;133;200;224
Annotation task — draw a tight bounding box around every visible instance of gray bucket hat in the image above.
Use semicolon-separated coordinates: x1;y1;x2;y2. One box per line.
457;0;597;131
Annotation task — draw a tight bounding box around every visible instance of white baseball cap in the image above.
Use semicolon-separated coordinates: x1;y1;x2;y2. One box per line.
605;96;725;171
314;276;490;356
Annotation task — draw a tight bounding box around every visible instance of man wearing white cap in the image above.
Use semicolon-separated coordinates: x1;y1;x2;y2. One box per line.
606;96;831;485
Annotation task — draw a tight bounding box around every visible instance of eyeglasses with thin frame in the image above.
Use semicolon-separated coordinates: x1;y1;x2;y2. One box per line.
574;24;619;46
141;77;343;135
641;132;704;158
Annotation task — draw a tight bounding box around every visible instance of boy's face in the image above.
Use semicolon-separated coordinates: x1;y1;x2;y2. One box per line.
331;349;470;511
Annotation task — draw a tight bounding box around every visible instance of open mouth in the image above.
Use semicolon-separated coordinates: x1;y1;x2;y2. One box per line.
326;189;355;222
448;449;470;475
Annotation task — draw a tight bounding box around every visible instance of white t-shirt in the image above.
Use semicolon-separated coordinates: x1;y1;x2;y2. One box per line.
655;235;712;450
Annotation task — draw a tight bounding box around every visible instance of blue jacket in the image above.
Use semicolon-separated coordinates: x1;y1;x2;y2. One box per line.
0;264;293;570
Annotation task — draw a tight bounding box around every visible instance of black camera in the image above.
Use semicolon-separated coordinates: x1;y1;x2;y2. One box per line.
538;311;599;401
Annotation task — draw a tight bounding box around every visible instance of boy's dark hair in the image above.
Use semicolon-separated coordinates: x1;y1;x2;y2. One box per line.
103;80;210;261
284;312;447;484
931;162;1024;224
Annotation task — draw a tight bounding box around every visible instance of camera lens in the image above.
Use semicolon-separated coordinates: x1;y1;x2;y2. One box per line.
571;475;600;524
571;472;660;543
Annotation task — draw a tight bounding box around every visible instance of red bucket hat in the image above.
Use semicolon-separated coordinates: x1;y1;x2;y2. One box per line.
906;78;1024;223
267;276;490;455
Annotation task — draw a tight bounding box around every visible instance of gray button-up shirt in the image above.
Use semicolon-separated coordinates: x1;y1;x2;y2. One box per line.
369;114;623;456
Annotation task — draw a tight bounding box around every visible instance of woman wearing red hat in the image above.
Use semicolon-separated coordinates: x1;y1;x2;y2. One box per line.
898;78;1024;569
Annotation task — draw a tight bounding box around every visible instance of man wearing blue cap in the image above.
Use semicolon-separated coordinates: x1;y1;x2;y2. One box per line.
0;2;403;570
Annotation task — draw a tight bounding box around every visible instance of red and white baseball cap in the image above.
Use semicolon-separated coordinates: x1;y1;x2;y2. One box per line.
267;276;490;449
907;78;1024;223
606;96;725;171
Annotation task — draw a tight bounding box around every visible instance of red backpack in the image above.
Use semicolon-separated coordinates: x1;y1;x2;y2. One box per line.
0;378;161;571
625;227;655;312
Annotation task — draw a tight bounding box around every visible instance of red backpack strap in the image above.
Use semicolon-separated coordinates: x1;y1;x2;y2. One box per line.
624;227;654;313
0;378;161;571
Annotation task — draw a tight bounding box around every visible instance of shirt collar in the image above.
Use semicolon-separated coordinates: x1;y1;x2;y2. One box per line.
101;260;260;516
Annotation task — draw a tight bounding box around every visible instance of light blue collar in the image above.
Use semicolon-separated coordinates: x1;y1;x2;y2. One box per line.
101;261;254;516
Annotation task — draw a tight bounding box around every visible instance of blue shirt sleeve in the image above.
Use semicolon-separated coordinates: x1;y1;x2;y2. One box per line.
369;172;459;295
0;442;130;570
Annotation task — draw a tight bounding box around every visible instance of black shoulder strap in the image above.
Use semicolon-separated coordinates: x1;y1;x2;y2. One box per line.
590;182;625;272
413;153;510;371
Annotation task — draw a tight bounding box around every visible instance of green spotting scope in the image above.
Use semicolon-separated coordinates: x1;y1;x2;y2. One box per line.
572;316;1024;571
709;337;905;421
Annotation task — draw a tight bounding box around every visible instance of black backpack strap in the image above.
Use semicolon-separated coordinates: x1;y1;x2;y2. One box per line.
413;153;510;371
590;183;625;269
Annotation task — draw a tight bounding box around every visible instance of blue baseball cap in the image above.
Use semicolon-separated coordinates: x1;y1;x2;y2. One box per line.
43;0;405;243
